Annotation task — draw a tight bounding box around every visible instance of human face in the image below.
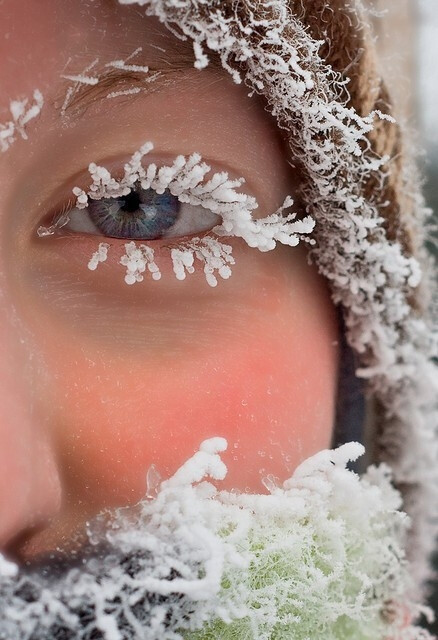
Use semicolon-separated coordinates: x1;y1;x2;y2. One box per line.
0;0;339;563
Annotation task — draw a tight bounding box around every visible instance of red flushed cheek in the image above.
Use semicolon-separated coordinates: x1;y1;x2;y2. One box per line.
37;301;337;511
13;242;339;557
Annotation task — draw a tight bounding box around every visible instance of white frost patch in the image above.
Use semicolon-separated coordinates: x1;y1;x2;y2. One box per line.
106;87;142;99
60;58;100;116
59;50;159;109
105;46;150;74
0;89;44;152
0;437;433;639
88;242;111;271
60;74;99;86
119;240;162;284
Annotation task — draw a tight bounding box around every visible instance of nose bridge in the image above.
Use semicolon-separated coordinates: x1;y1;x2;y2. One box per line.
0;288;61;550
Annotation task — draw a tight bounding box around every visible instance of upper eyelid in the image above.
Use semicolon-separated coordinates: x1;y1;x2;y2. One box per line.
66;147;266;257
38;151;260;230
53;144;313;254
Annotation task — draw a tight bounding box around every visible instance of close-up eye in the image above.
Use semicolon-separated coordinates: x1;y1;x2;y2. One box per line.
34;144;315;287
48;183;222;240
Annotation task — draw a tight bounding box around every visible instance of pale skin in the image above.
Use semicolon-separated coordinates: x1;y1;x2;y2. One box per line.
0;0;339;562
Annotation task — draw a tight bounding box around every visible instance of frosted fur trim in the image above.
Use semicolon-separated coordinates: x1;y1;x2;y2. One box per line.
40;142;314;286
116;0;438;601
0;89;43;152
0;438;433;639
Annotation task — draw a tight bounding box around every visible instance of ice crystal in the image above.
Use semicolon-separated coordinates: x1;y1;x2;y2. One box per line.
0;437;432;639
61;73;99;86
120;240;162;284
106;87;142;99
0;89;43;152
60;50;159;111
37;209;70;238
170;236;234;287
116;0;438;601
105;47;150;74
60;58;100;115
88;242;111;271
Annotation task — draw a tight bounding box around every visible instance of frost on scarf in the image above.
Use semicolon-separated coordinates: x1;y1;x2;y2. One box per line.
0;438;433;640
117;0;438;602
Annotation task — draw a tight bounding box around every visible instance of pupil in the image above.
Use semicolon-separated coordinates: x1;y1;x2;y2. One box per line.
121;190;141;214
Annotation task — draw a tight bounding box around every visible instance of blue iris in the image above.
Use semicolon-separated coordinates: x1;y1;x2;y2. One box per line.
87;187;181;239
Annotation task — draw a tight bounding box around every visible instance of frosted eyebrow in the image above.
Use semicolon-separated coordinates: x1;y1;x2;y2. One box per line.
56;50;225;119
57;67;167;116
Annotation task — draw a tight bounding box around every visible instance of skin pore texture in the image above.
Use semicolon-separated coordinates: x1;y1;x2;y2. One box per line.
0;0;339;564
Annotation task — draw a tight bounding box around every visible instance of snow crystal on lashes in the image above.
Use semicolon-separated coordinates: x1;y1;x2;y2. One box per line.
88;242;111;272
171;236;234;287
69;141;314;286
120;241;162;284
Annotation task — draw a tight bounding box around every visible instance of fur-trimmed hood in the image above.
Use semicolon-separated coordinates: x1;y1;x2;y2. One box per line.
117;0;438;605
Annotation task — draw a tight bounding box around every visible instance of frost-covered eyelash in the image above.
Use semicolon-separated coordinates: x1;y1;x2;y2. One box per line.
63;141;315;287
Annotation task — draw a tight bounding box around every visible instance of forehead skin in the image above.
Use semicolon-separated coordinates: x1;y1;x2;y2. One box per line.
0;0;339;561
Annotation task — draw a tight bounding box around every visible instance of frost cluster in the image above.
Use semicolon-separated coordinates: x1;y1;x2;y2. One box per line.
69;141;314;286
0;437;433;640
170;236;234;287
120;240;162;284
88;242;111;271
117;0;438;600
105;47;150;74
0;89;43;152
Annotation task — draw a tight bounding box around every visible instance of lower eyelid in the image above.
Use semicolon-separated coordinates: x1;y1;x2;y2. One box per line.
33;230;212;271
30;232;246;292
39;226;212;251
32;234;178;289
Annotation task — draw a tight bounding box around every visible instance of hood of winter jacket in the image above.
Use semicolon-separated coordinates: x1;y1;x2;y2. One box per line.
122;0;438;600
